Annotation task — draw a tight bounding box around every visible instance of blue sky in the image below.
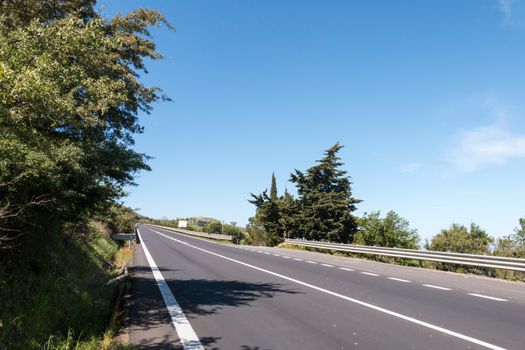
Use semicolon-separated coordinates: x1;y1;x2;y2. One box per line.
100;0;525;241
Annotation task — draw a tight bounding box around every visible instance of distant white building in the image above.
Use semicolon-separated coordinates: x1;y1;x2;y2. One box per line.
178;220;188;228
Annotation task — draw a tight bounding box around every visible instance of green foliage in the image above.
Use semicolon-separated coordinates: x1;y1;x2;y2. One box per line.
270;173;278;201
355;211;420;249
249;174;284;245
277;189;300;239
104;205;141;234
0;0;172;245
222;224;243;243
289;143;361;243
425;223;493;254
514;216;525;245
248;144;360;245
0;220;126;350
203;220;222;234
151;219;179;229
0;1;170;348
493;216;525;259
242;218;281;246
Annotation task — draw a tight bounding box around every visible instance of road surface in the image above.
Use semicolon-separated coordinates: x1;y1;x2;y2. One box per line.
129;224;525;350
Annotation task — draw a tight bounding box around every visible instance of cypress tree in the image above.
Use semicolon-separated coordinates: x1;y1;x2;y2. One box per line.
248;173;283;245
270;172;278;201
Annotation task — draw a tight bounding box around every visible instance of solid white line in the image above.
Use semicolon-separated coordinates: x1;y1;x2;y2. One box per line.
137;229;203;350
149;228;507;350
388;277;411;283
361;272;380;276
423;284;452;291
321;263;334;267
293;258;303;261
468;293;508;302
306;260;318;264
338;267;354;272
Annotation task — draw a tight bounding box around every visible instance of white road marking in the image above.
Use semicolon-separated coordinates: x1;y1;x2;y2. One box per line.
321;263;334;267
423;284;452;291
149;227;508;350
388;277;411;283
468;293;508;302
282;256;291;259
306;260;318;264
264;252;271;255
339;267;354;272
273;254;280;256
293;258;303;261
361;272;380;276
137;229;203;350
257;251;263;253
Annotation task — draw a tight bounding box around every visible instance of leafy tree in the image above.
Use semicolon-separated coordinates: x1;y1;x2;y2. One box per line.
203;221;223;234
0;0;172;245
243;217;281;246
290;143;361;243
223;224;243;243
493;216;525;258
515;216;525;245
278;188;299;239
425;223;493;254
355;211;420;249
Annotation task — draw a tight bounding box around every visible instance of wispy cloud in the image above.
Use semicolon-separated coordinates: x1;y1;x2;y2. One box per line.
401;162;420;173
449;124;525;172
499;0;513;24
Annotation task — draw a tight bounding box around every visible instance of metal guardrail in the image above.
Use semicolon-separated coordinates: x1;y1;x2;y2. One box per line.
152;224;233;241
285;239;525;272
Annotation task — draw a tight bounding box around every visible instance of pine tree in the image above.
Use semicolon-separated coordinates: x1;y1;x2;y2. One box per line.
278;188;299;239
290;143;361;243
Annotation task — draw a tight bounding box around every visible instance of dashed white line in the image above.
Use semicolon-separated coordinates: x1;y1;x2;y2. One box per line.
306;260;318;264
338;267;354;272
388;277;411;283
321;263;334;267
282;256;291;259
148;228;508;350
273;254;281;257
293;258;303;261
264;252;271;255
468;293;508;302
256;250;263;253
361;272;380;277
423;284;452;291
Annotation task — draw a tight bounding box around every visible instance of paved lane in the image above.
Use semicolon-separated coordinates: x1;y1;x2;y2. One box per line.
130;224;525;350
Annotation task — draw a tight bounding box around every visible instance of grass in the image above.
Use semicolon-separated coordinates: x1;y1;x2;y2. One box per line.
0;221;135;350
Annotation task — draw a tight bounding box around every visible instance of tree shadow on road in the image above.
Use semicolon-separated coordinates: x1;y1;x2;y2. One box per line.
166;278;300;317
130;266;300;349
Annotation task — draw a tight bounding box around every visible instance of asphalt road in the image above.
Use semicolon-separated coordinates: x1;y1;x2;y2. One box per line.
130;224;525;350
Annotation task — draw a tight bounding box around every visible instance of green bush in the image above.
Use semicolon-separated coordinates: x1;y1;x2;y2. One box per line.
203;221;222;234
222;225;244;244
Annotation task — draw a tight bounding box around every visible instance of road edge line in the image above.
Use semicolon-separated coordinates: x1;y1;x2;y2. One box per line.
137;228;204;350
